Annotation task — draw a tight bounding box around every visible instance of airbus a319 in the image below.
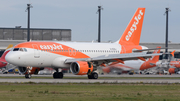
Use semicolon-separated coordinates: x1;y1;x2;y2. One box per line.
5;8;162;79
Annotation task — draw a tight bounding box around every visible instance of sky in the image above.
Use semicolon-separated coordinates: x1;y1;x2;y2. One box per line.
0;0;179;43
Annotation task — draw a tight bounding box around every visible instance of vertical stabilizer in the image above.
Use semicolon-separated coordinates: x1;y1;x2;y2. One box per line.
139;47;161;70
116;8;145;45
6;44;13;50
0;44;13;60
170;50;175;57
148;47;161;62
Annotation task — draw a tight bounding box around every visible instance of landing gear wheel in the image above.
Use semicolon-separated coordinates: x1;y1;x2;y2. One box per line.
92;72;98;79
88;72;98;79
53;72;63;79
25;74;31;79
57;72;63;78
88;75;92;79
53;72;58;78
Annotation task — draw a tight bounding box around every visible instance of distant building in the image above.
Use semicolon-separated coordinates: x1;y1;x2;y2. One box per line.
0;27;71;56
0;27;71;41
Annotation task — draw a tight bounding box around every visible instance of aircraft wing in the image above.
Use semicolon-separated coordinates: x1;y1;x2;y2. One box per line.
64;53;162;64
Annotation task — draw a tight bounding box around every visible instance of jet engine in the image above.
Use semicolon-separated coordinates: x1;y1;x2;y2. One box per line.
70;61;93;75
18;66;44;75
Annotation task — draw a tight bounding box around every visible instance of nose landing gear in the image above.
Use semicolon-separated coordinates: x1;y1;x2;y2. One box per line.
53;68;64;79
25;74;31;79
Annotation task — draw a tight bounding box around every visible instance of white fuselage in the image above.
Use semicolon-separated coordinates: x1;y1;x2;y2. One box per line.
5;41;147;69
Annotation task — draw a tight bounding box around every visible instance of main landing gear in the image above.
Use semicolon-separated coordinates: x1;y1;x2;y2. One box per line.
25;74;31;79
53;68;63;79
88;72;98;79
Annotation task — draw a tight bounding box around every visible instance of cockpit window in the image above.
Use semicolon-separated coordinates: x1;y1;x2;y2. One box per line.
19;48;23;51
13;48;19;51
23;48;27;52
13;48;27;52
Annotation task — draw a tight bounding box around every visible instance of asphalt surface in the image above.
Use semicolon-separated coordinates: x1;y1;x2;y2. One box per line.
0;73;180;83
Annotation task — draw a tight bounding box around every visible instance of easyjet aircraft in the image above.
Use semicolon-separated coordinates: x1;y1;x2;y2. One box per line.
0;44;13;68
167;50;180;74
5;8;162;79
102;47;161;74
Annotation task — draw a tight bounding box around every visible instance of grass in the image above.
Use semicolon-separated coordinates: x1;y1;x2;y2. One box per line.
0;83;180;101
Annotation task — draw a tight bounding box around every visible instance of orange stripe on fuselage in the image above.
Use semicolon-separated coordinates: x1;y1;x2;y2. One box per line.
14;42;90;58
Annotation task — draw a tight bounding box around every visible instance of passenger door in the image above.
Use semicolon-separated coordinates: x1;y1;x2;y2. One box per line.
32;44;40;58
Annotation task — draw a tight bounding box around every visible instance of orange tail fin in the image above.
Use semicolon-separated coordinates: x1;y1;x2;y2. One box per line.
148;46;161;62
140;47;161;70
116;8;145;45
171;50;175;57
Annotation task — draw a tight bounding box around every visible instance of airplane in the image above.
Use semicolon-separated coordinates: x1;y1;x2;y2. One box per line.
102;47;161;74
5;8;162;79
167;50;180;74
0;44;13;68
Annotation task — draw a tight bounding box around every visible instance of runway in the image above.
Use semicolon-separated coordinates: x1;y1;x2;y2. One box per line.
0;73;180;84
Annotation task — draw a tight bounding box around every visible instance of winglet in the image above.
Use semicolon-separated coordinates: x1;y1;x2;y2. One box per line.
6;44;13;50
115;8;145;45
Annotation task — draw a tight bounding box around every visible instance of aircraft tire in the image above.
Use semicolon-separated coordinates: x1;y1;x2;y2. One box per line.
53;72;63;79
25;74;31;79
57;72;63;79
91;72;98;79
88;75;92;79
53;72;58;79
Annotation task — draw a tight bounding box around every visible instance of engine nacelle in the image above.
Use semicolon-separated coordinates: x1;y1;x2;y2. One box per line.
168;68;176;74
70;61;93;75
18;67;44;75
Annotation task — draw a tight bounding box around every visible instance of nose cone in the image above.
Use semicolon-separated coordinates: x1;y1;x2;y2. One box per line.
5;52;17;65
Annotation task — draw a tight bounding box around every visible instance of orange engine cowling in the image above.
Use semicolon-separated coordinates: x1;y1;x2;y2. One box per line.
70;61;93;75
18;67;44;75
168;68;176;74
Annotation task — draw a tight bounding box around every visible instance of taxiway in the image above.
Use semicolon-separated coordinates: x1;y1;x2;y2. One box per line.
0;73;179;84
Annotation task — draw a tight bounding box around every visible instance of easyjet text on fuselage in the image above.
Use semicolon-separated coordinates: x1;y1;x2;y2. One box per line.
40;44;63;50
